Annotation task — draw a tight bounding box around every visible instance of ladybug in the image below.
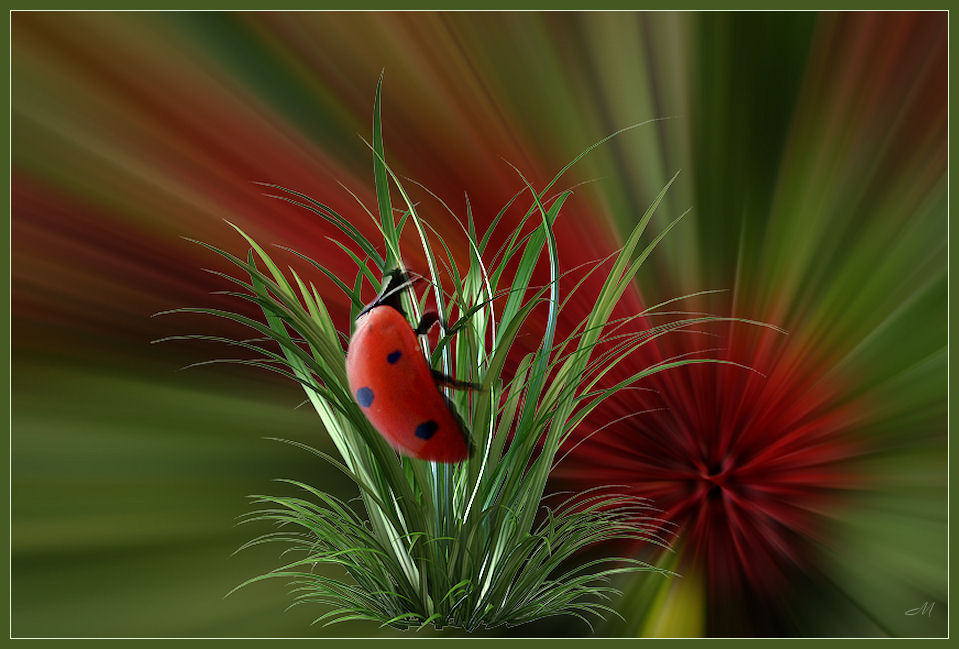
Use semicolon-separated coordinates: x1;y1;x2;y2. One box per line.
346;269;477;463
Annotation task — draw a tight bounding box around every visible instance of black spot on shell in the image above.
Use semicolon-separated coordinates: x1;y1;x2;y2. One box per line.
415;420;439;440
356;387;374;407
387;350;402;364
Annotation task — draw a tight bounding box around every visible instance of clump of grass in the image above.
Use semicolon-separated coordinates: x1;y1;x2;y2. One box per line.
160;80;747;632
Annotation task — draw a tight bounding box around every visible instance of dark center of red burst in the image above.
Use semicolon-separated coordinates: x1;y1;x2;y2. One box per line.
696;459;732;501
552;326;862;619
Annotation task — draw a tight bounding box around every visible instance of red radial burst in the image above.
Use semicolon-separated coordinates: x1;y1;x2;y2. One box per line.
553;318;867;617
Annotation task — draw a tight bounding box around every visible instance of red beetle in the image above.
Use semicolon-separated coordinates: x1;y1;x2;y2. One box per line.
346;269;475;463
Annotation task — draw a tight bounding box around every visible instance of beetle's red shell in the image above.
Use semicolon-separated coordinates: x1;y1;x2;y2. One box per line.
346;306;470;463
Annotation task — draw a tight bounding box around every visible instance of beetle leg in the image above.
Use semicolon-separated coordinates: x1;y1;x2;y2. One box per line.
431;368;481;391
440;392;475;457
415;311;441;336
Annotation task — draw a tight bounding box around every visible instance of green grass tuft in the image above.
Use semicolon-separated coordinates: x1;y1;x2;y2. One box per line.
163;80;756;632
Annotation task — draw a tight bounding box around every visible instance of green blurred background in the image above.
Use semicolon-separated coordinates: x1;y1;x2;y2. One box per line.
11;11;947;637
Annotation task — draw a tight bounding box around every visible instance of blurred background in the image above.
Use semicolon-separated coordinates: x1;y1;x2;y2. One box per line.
11;11;947;637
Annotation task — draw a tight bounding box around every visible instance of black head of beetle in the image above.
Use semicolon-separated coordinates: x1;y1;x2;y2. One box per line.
356;268;413;321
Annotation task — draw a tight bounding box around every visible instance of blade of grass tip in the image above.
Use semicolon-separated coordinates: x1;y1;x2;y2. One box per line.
400;178;475;320
403;175;464;230
209;268;334;360
419;219;465;314
372;72;398;265
540;118;674;197
463;195;487;311
289;267;320;321
479;281;551;392
160;334;326;381
226;222;297;299
163;307;333;387
308;281;344;345
178;360;331;402
587;172;681;329
437;190;498;347
323;238;381;291
195;265;257;295
395;207;412;238
363;139;446;336
495;191;569;349
417;613;443;630
264;437;401;529
334;178;402;268
570;358;758;439
544;173;682;411
551;408;665;471
466;192;478;247
274;245;364;310
506;164;561;342
227;257;346;370
381;612;422;628
609;208;691;309
480;186;526;256
185;243;307;326
350;267;365;327
232;259;345;376
255;185;384;271
486;193;545;287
